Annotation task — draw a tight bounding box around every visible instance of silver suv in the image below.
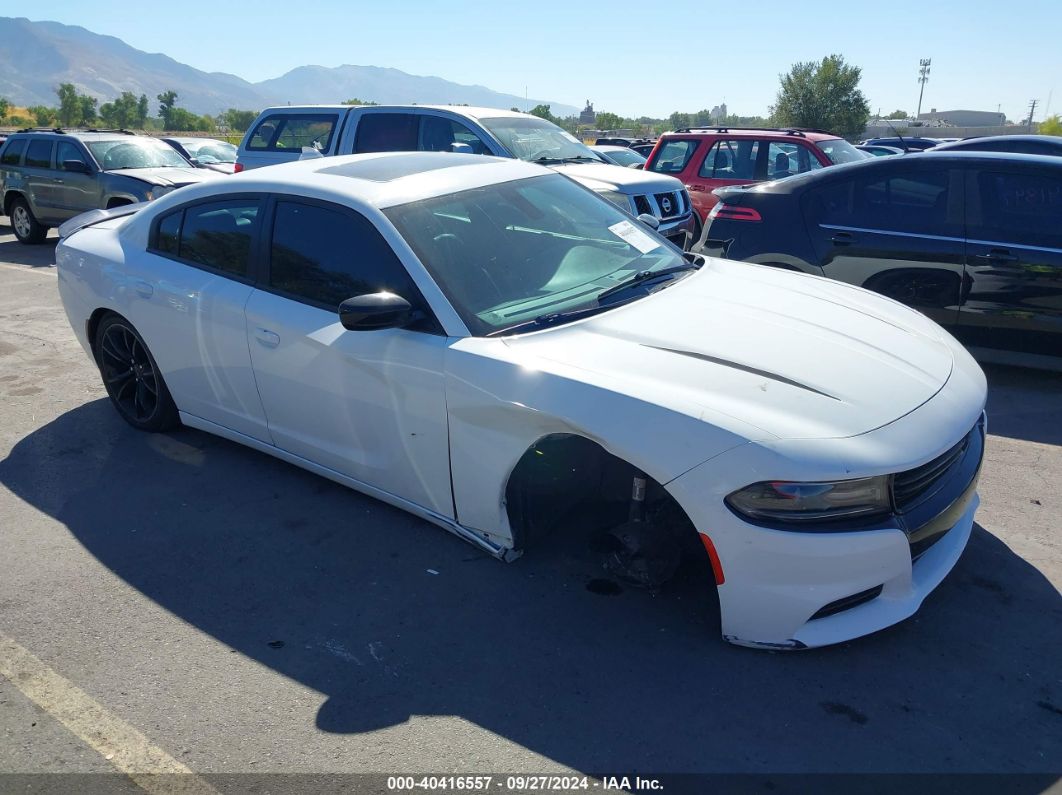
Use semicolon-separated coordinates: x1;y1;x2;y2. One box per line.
236;106;696;249
0;129;222;244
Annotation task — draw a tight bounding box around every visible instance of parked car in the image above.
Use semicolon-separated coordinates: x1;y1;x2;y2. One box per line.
700;151;1062;370
0;129;222;244
590;144;647;168
931;134;1062;157
856;144;905;157
162;137;238;173
861;136;939;152
56;152;985;650
235;105;695;249
644;127;865;237
629;142;657;158
594;137;656;152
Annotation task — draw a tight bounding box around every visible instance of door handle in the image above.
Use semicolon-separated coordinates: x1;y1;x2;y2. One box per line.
254;328;280;348
975;249;1018;263
830;232;855;246
685;184;706;192
133;280;153;298
51;177;65;184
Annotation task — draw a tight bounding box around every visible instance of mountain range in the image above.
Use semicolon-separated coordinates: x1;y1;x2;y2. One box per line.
0;17;579;117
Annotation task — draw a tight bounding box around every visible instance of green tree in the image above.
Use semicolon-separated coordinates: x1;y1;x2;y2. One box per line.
1040;115;1062;136
595;111;623;131
221;108;258;132
772;54;870;137
0;97;10;121
28;105;58;126
528;104;557;123
79;95;98;125
99;92;142;129
157;90;178;128
56;83;81;126
166;107;213;132
136;94;150;128
341;98;378;106
885;109;908;120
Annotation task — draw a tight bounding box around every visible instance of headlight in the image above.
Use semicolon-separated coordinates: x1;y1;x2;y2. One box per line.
726;477;891;525
146;186;175;201
598;190;632;212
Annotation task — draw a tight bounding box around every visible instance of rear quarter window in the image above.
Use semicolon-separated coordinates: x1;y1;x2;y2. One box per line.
1;138;27;166
247;114;339;152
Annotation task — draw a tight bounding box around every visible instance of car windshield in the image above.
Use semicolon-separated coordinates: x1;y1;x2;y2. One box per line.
181;139;237;164
817;138;865;165
384;174;688;336
88;138;192;170
602;148;646;167
480;116;603;163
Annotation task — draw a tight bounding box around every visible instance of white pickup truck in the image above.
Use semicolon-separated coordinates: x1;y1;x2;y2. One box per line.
235;105;696;249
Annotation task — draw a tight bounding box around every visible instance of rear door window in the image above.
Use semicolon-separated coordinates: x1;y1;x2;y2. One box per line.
150;199;261;279
697;139;760;180
354;113;419;153
25;140;54;169
647;139;698;174
247;114;338;152
765;142;819;179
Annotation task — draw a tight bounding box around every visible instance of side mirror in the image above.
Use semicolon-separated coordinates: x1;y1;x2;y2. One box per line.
629;163;644;169
339;292;415;331
636;213;660;230
188;157;201;166
299;146;324;160
450;142;473;154
62;160;91;174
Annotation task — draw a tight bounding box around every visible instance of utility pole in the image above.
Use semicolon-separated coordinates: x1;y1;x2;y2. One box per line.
916;58;932;120
1027;99;1038;132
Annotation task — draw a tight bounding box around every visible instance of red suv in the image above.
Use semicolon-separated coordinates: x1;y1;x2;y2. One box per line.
644;127;865;234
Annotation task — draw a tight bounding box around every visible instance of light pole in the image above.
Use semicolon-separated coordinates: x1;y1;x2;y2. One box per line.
916;58;932;120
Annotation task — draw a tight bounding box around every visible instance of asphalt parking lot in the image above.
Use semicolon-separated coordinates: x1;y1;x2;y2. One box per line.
0;221;1059;790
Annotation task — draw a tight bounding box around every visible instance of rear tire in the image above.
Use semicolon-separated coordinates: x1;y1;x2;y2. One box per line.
10;197;48;244
94;314;179;432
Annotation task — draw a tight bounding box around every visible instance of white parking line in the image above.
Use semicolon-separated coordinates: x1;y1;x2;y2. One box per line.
0;631;220;795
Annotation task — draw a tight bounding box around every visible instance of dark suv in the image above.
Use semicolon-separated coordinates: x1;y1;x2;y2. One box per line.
644;127;865;237
700;150;1062;369
0;128;221;244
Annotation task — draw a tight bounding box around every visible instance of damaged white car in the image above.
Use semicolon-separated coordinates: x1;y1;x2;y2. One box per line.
55;152;987;649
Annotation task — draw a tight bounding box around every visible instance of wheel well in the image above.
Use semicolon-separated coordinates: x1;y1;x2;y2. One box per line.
759;261;801;271
4;192;24;215
504;434;700;552
86;308;120;361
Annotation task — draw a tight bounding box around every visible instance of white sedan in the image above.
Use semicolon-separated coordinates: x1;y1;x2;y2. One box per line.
55;152;987;649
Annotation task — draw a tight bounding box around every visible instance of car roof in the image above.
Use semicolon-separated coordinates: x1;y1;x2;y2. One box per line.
661;127;841;142
257;104;529;121
934;134;1062;147
591;145;635;153
157;151;548;211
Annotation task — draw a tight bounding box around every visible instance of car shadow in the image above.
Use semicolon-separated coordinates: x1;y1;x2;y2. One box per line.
1;401;1060;776
982;363;1062;446
0;217;59;267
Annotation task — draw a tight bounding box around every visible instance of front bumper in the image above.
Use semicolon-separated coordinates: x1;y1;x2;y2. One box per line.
657;212;697;251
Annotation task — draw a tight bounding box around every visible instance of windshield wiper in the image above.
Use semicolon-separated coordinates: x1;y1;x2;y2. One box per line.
486;301;635;337
596;262;701;303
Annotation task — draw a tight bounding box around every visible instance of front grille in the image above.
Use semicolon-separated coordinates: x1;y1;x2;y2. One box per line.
633;195;653;216
892;429;973;510
654;191;681;218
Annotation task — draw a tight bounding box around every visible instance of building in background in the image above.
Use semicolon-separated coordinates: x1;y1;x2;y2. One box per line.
918;109;1007;127
579;101;596;127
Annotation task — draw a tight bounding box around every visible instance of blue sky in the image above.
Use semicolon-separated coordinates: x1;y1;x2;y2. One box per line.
23;0;1061;122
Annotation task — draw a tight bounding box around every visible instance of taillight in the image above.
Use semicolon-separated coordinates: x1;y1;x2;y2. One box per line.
708;203;761;222
233;162;244;173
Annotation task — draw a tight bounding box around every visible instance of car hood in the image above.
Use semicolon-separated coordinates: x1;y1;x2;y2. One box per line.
110;167;222;186
501;259;955;441
550;161;684;195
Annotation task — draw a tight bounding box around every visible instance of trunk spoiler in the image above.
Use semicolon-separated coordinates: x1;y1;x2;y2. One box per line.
58;203;145;240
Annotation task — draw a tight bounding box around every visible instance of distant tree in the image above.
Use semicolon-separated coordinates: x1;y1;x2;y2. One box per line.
0;97;9;121
157;90;179;128
136;94;150;128
80;95;98;125
221;108;258;132
772;54;870;136
1040;115;1062;136
595;111;623;131
56;83;81;126
341;98;378;105
510;106;521;113
528;104;557;123
99;92;142;129
28;105;58;126
165;107;213;132
885;109;908;120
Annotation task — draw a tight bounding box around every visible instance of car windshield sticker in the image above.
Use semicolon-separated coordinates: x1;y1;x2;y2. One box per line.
608;220;660;254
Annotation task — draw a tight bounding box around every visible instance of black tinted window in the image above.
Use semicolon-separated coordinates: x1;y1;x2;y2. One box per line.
57;141;89;170
180;201;259;277
155;211;181;255
247;114;337;152
809;167;957;235
977;170;1062;248
354;113;419;153
25;140;53;169
1;138;26;166
269;200;418;309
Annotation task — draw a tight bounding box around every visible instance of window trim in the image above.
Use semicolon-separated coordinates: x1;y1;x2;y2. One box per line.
146;192;268;285
260;194;443;333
